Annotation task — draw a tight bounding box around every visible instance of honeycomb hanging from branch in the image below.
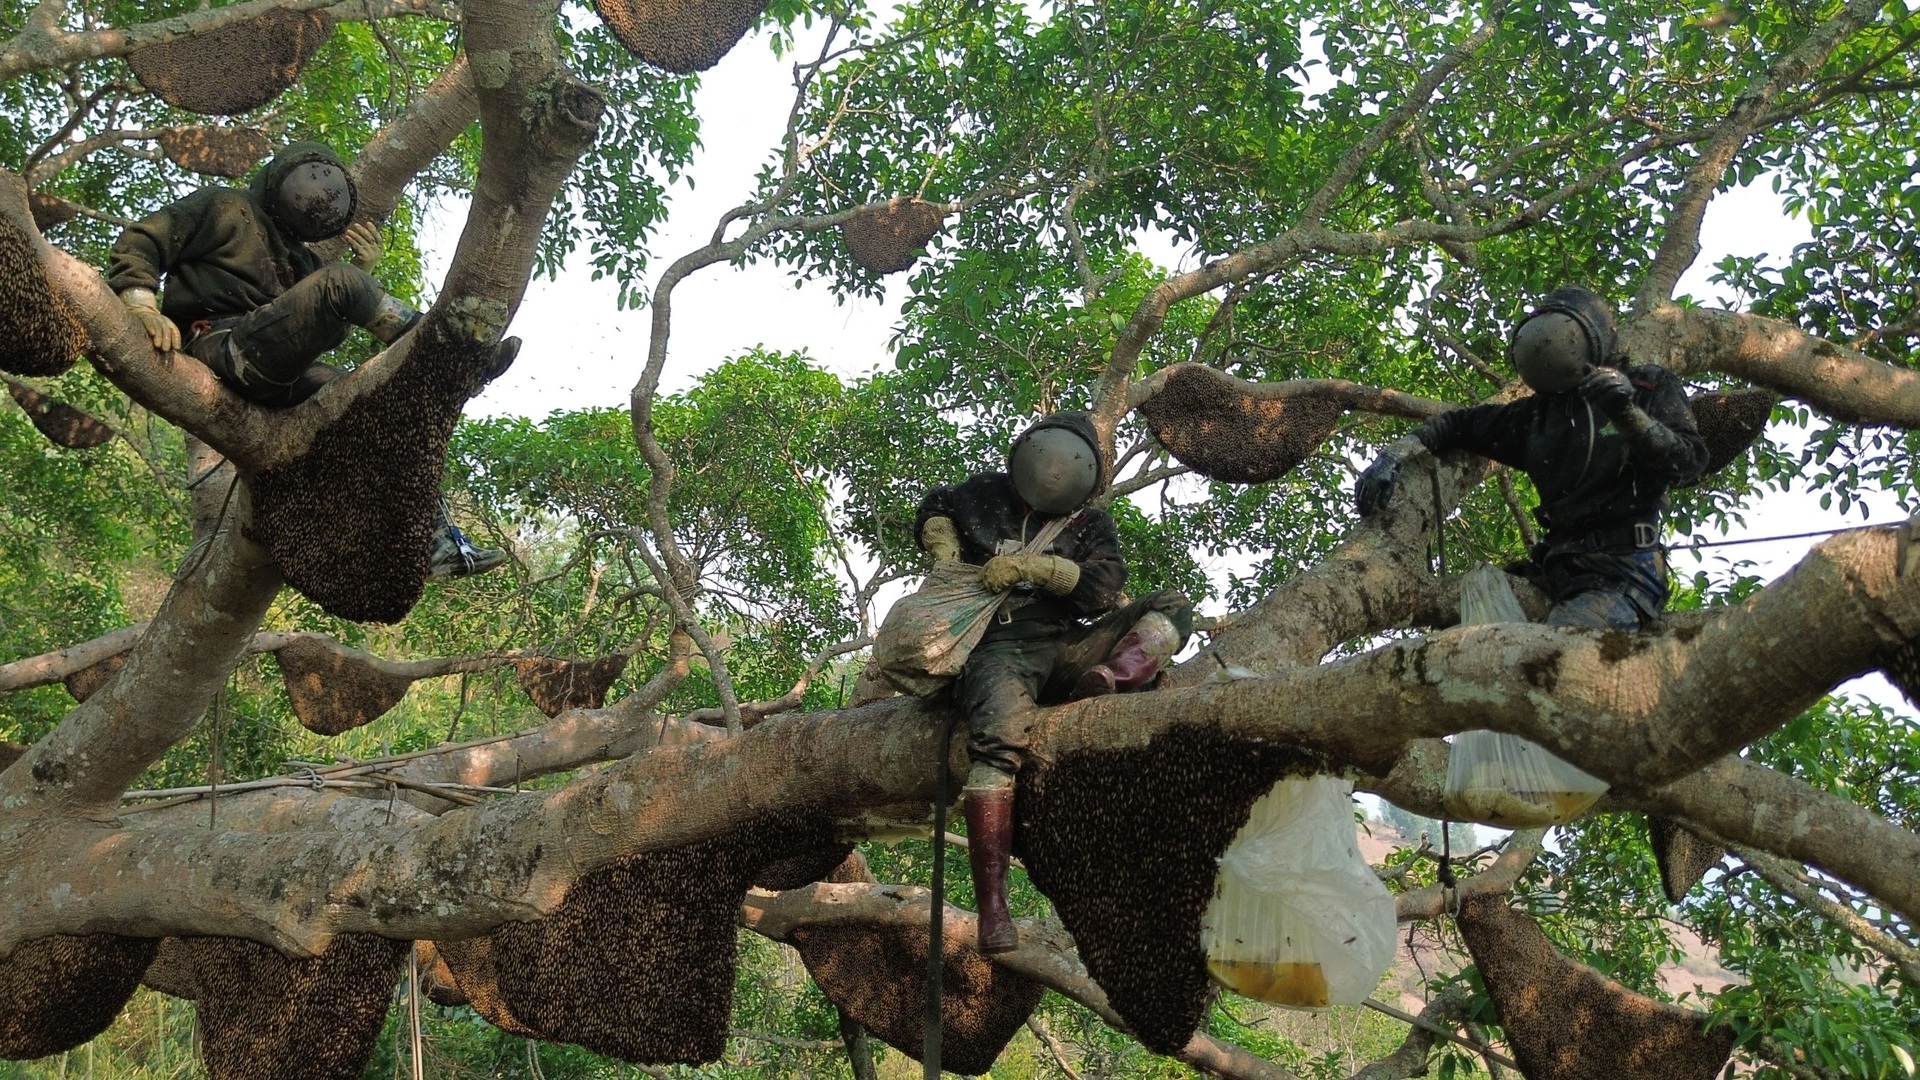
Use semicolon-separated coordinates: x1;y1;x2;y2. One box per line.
437;812;841;1064
592;0;770;73
6;380;115;449
792;852;1043;1076
274;636;414;736
1455;892;1734;1080
28;193;82;232
128;10;335;116
1136;365;1343;484
63;652;128;702
158;126;273;178
1648;818;1722;904
141;934;408;1080
1684;388;1777;482
0;934;159;1060
0;215;86;377
842;197;950;275
246;313;499;623
514;652;633;717
1015;726;1325;1054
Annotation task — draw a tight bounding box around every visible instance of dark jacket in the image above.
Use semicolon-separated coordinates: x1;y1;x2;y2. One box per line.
108;142;344;328
914;412;1126;637
1415;364;1708;536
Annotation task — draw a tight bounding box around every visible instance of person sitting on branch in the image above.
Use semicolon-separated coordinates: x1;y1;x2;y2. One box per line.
1354;285;1708;629
915;411;1194;952
108;140;511;579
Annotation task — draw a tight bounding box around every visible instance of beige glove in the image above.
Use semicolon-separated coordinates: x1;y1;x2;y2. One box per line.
119;287;180;352
343;221;383;271
920;515;962;562
981;553;1080;595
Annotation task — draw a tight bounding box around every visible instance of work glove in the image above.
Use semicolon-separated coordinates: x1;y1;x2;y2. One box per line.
1577;366;1635;417
343;221;383;271
118;287;180;352
981;553;1081;595
920;515;962;562
1354;450;1405;518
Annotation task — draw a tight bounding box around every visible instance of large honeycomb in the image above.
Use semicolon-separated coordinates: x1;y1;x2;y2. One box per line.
1137;365;1343;484
273;636;413;736
1015;726;1325;1053
842;197;949;275
0;214;85;377
1647;817;1721;904
438;812;841;1064
6;379;115;449
158;126;273;178
1455;892;1734;1080
1684;388;1775;482
792;852;1042;1076
514;652;632;717
246;316;497;623
144;934;407;1080
593;0;769;73
128;10;335;116
0;934;158;1059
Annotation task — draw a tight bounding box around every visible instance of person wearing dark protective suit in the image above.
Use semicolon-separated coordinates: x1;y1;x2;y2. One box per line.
1354;285;1708;629
915;411;1194;952
109;141;512;579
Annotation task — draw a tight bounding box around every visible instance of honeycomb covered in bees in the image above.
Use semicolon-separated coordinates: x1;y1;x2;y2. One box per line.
128;10;334;116
1137;365;1343;484
1455;892;1734;1080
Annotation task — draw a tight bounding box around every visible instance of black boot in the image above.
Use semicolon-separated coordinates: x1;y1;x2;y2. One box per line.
962;784;1018;954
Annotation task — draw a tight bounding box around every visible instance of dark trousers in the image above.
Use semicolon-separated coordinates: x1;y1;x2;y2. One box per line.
187;264;383;407
1527;548;1670;631
955;589;1192;774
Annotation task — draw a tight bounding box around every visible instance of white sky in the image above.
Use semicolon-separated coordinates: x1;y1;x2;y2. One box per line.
425;20;1911;715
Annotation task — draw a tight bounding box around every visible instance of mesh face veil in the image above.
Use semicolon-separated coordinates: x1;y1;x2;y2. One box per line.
1510;311;1596;394
273;160;355;241
1010;427;1099;515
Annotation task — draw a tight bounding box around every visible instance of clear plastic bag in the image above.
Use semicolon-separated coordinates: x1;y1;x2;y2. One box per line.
1441;565;1609;828
1201;776;1397;1009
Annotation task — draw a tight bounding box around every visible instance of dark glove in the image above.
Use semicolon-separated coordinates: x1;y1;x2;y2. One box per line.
1578;367;1634;417
1355;452;1403;518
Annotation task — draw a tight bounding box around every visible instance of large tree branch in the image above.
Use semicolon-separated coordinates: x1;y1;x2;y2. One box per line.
0;623;147;692
7;520;1920;950
1621;305;1920;427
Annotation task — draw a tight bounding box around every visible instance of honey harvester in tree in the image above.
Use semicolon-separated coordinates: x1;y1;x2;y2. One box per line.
107;140;514;579
915;411;1194;953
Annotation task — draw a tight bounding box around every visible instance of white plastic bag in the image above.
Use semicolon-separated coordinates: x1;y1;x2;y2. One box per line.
1441;565;1609;828
1201;776;1397;1009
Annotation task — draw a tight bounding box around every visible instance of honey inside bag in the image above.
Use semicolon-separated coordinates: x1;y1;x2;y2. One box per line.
1201;776;1397;1009
1441;565;1610;828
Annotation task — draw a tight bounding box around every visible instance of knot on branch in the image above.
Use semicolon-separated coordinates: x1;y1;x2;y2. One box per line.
245;307;503;623
1014;725;1331;1053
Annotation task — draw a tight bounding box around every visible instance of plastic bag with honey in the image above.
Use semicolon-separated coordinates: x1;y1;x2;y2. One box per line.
1440;565;1610;828
1200;776;1396;1010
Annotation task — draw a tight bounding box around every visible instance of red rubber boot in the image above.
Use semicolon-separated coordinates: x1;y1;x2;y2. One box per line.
962;785;1019;954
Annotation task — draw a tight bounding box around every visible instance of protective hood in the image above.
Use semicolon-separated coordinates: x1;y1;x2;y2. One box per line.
253;140;356;243
1511;285;1620;393
1007;411;1108;515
